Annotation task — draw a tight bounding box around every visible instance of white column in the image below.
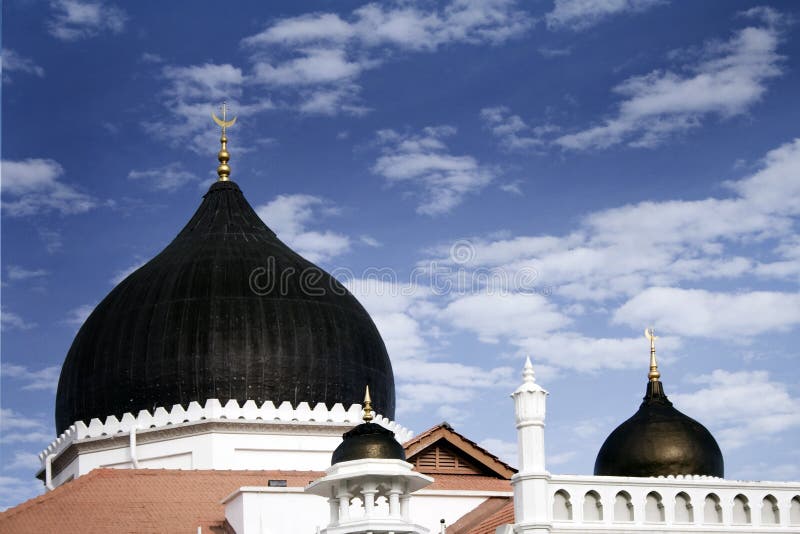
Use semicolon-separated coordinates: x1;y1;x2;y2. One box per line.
336;482;352;522
387;480;403;518
328;497;339;525
362;482;377;518
511;356;551;533
400;495;411;521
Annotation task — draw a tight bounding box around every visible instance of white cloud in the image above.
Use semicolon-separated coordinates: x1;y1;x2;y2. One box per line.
423;137;800;307
516;333;681;373
1;158;98;216
480;106;557;151
140;52;164;64
480;438;517;467
344;278;514;416
0;475;43;511
298;84;369;116
47;0;126;41
547;0;663;31
110;259;146;285
128;163;199;191
373;126;495;215
242;0;532;115
0;308;36;331
614;287;800;339
556;14;783;149
5;266;48;282
162;63;243;100
442;292;570;343
244;0;532;51
0;408;52;446
38;228;63;254
146;64;273;154
251;48;366;86
2;49;45;83
62;304;95;327
3;451;41;472
256;194;351;263
548;450;577;466
672;370;800;450
1;364;60;393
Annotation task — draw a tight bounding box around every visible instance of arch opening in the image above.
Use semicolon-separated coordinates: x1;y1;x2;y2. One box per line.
553;490;572;521
704;494;722;524
614;491;634;522
645;492;665;523
583;491;603;522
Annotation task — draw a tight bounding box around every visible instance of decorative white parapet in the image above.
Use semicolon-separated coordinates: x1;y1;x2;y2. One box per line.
37;399;413;489
541;474;800;532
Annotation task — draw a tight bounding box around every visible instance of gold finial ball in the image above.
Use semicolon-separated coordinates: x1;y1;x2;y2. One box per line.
217;163;231;180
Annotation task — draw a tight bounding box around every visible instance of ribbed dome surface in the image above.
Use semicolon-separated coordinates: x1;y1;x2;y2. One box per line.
55;181;395;434
594;380;723;478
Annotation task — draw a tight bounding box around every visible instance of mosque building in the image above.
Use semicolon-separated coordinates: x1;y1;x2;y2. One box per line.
1;108;799;533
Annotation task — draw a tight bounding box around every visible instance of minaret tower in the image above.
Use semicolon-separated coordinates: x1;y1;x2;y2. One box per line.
511;356;551;533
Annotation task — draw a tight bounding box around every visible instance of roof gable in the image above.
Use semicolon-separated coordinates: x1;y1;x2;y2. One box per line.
403;423;516;479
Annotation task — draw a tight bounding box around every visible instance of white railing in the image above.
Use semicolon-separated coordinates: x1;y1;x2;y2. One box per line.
39;399;413;469
543;474;800;530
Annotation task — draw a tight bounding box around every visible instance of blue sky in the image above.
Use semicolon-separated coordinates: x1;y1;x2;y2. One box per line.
2;0;800;509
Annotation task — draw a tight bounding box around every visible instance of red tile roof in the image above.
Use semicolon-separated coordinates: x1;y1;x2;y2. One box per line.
0;467;512;533
426;475;512;492
0;469;322;534
447;497;513;534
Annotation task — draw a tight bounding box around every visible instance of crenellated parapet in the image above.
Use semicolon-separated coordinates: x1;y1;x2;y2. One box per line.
38;399;413;471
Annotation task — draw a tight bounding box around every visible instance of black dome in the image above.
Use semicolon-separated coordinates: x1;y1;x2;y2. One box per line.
594;380;723;478
55;180;395;434
331;422;406;465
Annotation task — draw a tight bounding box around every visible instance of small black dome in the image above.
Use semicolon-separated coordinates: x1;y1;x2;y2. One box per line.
331;422;406;464
594;380;723;478
55;180;395;434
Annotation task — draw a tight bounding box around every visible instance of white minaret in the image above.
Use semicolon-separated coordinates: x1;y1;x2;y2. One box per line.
510;356;551;533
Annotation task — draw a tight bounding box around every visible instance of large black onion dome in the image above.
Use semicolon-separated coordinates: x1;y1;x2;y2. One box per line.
594;380;723;478
331;422;406;465
55;180;395;434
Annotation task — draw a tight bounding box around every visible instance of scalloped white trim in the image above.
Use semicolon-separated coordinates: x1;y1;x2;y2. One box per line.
39;399;412;467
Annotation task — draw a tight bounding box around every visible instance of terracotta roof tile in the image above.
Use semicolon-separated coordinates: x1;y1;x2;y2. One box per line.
447;497;512;534
425;474;512;492
467;500;515;534
0;469;322;534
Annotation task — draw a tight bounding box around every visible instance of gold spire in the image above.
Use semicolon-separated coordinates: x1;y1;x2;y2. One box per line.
362;385;374;422
211;101;237;181
645;327;660;382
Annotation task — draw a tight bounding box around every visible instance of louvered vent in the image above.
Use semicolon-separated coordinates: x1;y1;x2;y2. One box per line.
413;444;482;474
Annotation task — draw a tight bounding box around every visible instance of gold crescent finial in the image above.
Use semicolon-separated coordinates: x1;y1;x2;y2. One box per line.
645;327;660;382
363;385;374;422
212;101;237;181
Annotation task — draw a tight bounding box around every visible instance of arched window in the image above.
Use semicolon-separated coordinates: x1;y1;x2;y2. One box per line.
732;494;751;524
583;491;603;521
614;491;634;522
790;496;800;525
761;495;780;525
703;494;723;524
645;492;665;522
675;492;694;523
553;490;572;521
